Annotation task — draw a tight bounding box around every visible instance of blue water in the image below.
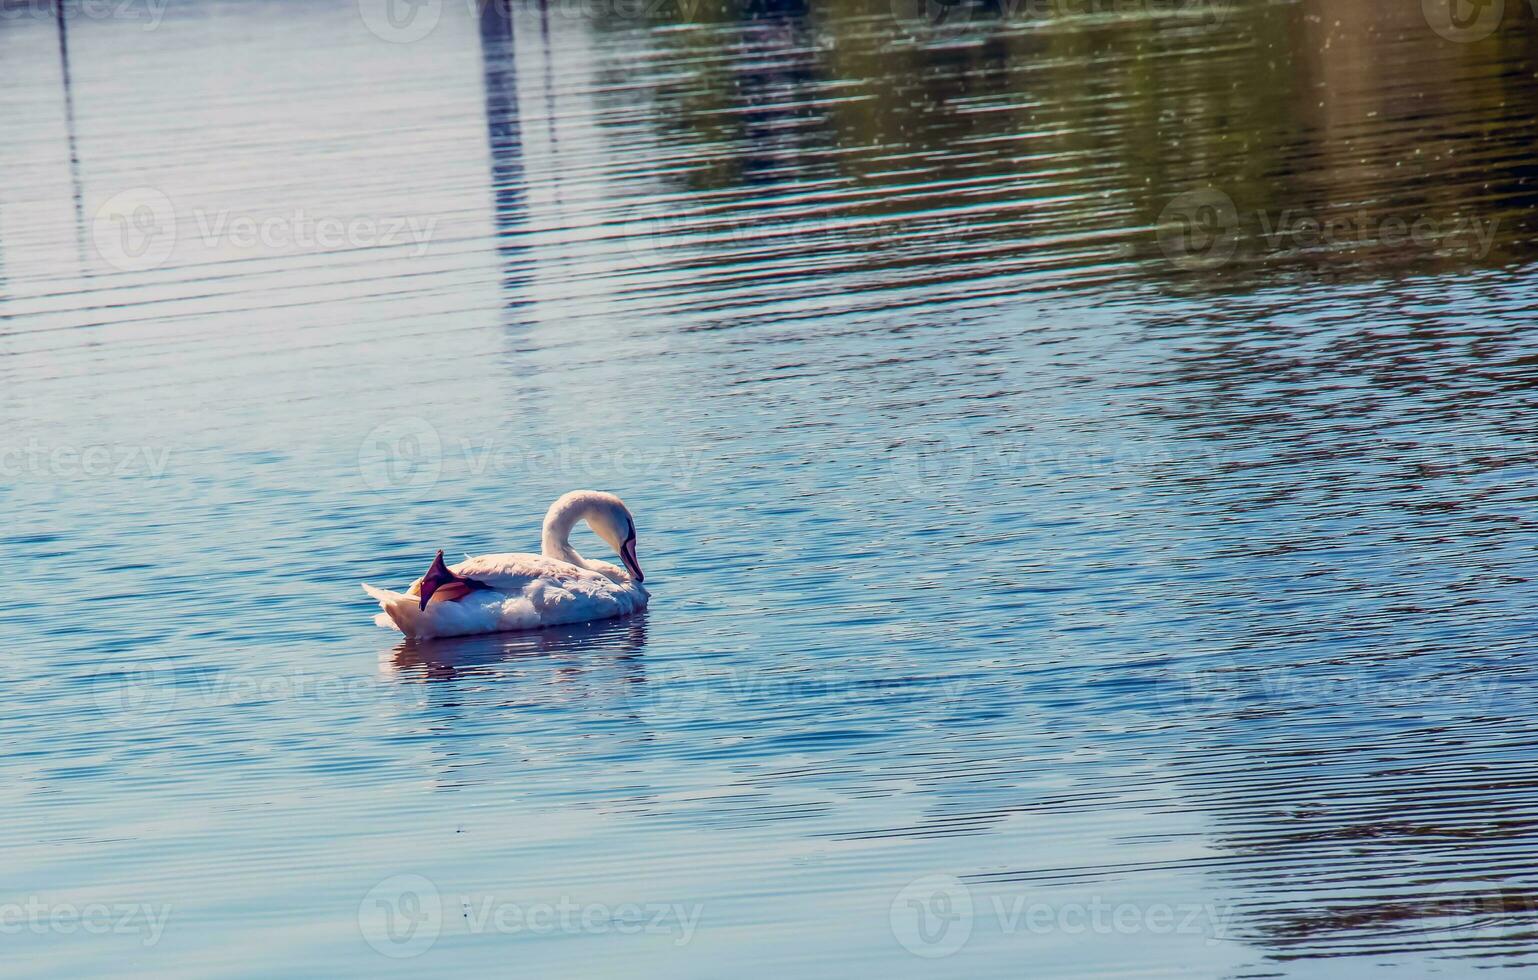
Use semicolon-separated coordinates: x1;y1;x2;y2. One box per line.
5;0;1538;976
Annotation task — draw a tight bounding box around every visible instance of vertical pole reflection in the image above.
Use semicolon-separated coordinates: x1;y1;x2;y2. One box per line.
56;1;88;271
0;194;8;304
477;0;532;314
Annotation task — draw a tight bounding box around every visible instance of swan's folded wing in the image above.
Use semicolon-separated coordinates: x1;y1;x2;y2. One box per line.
449;552;601;592
364;552;647;639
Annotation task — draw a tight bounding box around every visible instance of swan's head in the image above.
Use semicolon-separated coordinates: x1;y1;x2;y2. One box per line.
584;493;644;583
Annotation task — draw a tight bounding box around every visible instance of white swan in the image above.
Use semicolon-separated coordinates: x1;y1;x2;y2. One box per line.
362;490;649;639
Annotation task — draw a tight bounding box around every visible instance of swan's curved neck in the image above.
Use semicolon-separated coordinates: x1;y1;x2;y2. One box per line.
541;492;598;569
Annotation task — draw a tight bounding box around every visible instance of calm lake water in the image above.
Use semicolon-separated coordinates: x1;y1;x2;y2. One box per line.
5;0;1538;975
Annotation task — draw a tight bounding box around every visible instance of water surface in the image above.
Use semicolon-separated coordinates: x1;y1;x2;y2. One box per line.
5;0;1538;975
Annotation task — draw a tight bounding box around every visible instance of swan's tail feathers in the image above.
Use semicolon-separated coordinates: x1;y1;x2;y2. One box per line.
362;583;423;635
362;580;515;639
417;550;491;610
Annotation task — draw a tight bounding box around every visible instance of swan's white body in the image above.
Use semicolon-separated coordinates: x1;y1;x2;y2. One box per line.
362;491;649;639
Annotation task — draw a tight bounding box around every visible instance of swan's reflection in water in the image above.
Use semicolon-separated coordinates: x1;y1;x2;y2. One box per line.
375;614;653;793
383;612;649;684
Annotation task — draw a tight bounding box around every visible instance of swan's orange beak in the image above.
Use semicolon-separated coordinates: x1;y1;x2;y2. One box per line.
620;536;643;583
